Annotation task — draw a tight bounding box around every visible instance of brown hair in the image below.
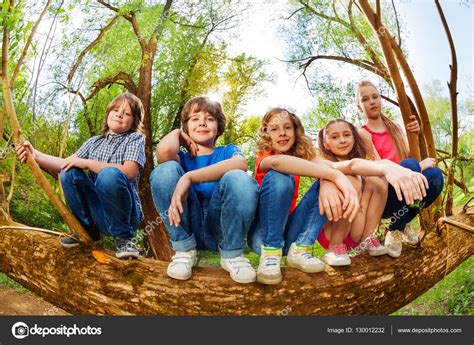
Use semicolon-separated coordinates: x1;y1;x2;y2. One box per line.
100;93;145;136
181;96;226;143
318;119;376;161
257;108;316;160
355;80;409;161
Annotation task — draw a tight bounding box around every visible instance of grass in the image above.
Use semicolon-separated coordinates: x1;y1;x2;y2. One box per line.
0;273;28;292
392;256;473;315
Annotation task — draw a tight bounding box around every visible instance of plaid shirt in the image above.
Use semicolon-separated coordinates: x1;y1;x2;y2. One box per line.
76;131;146;216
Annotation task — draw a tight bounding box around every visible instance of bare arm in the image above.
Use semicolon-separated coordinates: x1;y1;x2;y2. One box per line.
260;155;359;222
167;155;248;227
16;141;67;175
61;157;140;181
260;154;342;182
156;129;198;163
333;158;429;205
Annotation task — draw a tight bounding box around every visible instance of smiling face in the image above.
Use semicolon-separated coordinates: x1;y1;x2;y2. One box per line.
185;109;218;146
357;85;382;120
106;100;134;134
267;111;296;154
323;121;355;160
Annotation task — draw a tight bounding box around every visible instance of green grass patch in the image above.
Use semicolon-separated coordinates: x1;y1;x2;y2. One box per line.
393;256;474;316
0;273;28;292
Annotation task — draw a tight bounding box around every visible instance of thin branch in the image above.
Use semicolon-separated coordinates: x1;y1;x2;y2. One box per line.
391;0;402;47
97;0;119;13
11;0;53;84
150;0;173;40
67;15;120;82
86;71;137;101
286;6;305;20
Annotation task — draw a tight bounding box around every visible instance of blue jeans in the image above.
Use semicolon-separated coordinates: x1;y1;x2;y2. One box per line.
60;167;141;240
248;170;327;256
382;158;444;231
150;161;259;259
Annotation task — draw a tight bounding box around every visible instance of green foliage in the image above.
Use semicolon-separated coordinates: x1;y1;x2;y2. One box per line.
0;273;27;292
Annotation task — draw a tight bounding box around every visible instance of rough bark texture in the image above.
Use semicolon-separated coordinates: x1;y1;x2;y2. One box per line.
0;213;472;316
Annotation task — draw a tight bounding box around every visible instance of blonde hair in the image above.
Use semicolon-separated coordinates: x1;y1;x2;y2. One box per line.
257;108;316;160
100;93;145;136
181;96;226;143
356;80;409;161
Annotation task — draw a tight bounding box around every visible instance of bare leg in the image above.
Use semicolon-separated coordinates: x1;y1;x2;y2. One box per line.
326;175;362;249
360;176;388;241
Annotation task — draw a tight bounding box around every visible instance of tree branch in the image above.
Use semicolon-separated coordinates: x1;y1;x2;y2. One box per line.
11;0;53;84
67;15;120;82
86;71;137;101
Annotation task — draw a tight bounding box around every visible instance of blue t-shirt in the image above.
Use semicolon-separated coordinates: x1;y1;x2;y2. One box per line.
178;144;243;201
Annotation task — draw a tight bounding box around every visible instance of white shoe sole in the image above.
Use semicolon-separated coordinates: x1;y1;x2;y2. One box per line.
368;249;388;257
116;251;139;259
60;242;80;249
257;273;282;285
323;256;351;266
286;259;325;273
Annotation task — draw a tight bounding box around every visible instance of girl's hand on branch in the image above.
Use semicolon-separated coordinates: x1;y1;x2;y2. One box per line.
15;140;37;163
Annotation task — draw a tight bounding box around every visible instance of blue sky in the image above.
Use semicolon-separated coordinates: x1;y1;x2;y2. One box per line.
236;1;473;116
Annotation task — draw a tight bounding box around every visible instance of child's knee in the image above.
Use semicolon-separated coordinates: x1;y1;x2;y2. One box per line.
59;168;84;185
364;176;388;194
151;161;184;186
262;170;294;196
400;158;421;172
347;175;363;194
220;170;259;215
96;167;127;190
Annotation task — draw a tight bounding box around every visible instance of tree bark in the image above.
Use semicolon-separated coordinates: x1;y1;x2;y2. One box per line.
435;0;458;216
1;2;91;243
0;212;472;316
357;0;420;160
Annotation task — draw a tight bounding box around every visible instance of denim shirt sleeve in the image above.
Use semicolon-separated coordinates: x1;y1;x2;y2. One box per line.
123;133;146;168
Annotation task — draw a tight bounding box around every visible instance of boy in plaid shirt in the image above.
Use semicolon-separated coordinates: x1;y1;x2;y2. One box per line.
16;93;146;259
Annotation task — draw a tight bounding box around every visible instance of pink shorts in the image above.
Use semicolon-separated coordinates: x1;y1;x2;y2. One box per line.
317;231;359;250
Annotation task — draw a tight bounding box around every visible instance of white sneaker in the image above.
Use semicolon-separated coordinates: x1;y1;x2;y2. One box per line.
166;249;197;280
221;255;256;284
366;236;388;256
323;244;351;266
402;224;419;245
385;230;403;258
257;245;282;285
286;242;325;273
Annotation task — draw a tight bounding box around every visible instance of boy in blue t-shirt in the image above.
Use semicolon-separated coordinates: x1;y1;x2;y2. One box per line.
150;96;259;283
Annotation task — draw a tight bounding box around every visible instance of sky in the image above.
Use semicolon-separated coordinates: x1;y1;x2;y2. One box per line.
230;0;473;117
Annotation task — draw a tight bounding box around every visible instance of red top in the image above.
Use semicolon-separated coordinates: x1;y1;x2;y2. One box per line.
255;151;300;213
361;125;399;163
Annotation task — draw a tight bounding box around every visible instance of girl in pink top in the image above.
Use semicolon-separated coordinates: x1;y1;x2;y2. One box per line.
355;80;444;258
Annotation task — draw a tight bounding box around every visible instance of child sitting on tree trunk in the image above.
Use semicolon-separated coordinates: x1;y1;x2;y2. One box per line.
16;93;146;259
150;96;259;284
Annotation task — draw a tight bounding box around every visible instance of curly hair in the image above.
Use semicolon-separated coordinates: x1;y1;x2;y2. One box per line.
257;108;316;160
100;93;145;136
318;119;376;162
181;96;226;143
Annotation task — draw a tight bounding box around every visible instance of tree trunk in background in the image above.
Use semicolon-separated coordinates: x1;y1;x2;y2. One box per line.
0;212;472;315
435;0;458;217
357;0;420;160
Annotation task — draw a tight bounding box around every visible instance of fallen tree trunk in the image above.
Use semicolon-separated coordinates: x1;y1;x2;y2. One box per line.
0;212;472;316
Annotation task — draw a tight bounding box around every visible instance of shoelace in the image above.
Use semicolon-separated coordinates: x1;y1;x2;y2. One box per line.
332;244;347;256
368;237;381;247
263;255;280;267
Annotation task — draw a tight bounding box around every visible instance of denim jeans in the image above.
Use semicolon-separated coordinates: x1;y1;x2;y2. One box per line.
150;161;259;259
382;158;444;231
60;167;141;240
248;170;327;256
